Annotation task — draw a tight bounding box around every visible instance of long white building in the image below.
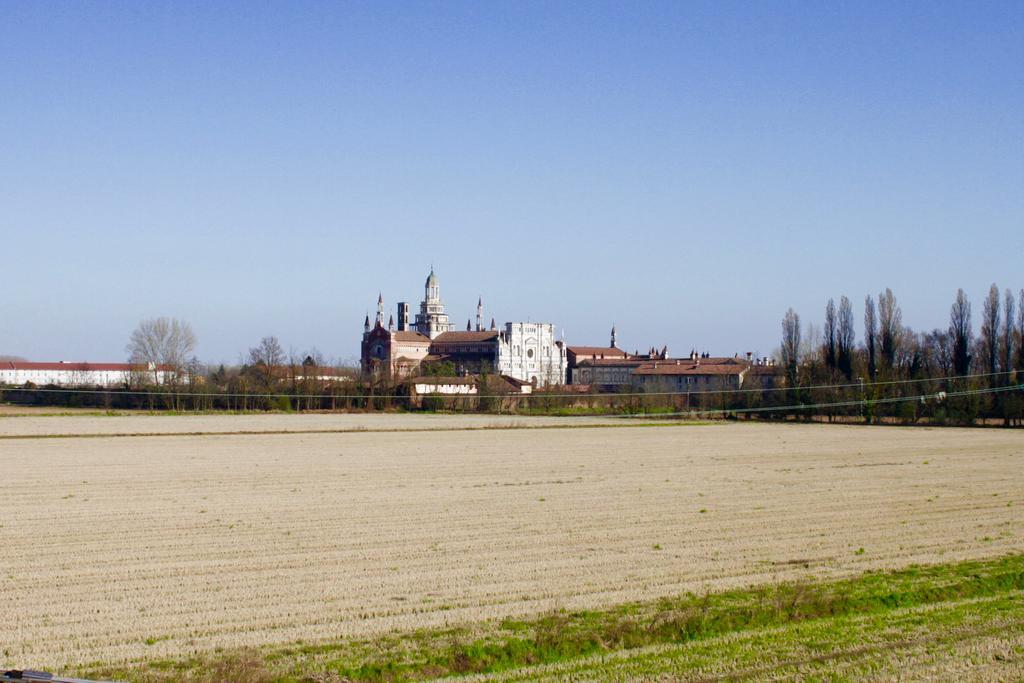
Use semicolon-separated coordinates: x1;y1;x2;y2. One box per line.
0;361;178;387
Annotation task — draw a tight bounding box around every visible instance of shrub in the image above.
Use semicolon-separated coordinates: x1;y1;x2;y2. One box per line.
421;393;445;412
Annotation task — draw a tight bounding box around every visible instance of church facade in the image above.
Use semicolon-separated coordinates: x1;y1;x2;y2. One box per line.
361;269;567;386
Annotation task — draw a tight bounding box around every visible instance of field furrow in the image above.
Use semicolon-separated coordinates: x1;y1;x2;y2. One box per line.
1;419;1021;671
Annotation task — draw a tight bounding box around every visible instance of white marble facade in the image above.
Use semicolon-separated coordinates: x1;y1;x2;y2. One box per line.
496;322;566;387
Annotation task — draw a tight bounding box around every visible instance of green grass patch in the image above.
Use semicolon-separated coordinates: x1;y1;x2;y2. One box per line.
81;553;1024;683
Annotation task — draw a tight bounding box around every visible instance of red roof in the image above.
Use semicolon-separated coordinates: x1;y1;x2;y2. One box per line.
686;356;745;365
392;331;431;343
1;361;172;372
632;362;748;376
567;346;628;357
575;358;646;367
432;331;500;343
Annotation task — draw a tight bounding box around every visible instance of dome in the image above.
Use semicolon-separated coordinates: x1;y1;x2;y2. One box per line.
425;269;438;287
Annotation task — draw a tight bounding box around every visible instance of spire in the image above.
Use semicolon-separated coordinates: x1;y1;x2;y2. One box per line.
376;292;384;326
466;318;472;331
363;314;370;333
490;317;496;330
476;297;483;331
610;324;617;348
388;314;394;332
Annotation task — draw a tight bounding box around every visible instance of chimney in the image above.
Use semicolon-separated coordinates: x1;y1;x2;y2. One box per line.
746;351;752;361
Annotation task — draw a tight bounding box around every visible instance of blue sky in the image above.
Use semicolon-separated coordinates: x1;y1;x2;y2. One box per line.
2;1;1022;364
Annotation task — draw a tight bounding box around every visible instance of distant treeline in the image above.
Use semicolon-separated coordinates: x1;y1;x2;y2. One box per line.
2;287;1022;426
769;285;1023;426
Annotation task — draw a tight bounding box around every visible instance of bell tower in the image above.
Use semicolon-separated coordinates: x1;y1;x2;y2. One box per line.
414;267;453;339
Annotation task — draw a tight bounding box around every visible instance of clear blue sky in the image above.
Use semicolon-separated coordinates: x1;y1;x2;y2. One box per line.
2;1;1022;364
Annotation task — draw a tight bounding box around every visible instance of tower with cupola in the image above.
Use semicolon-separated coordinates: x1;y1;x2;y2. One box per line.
413;268;453;339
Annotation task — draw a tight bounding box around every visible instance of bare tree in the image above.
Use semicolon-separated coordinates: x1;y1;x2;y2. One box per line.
1002;288;1015;385
898;327;923;378
249;336;285;367
1018;289;1024;373
303;347;327;368
781;308;801;387
949;289;972;377
864;295;878;381
800;322;822;365
296;347;328;410
126;317;197;384
249;336;285;390
980;284;1001;387
878;288;902;374
823;299;837;373
837;296;855;380
922;329;953;378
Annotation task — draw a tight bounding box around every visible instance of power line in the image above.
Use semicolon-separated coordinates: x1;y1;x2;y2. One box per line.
618;383;1024;419
0;370;1019;400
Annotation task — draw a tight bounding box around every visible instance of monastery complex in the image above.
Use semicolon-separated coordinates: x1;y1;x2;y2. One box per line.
361;268;776;391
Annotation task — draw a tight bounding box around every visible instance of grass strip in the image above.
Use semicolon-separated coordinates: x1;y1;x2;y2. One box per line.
82;553;1024;683
491;594;1024;681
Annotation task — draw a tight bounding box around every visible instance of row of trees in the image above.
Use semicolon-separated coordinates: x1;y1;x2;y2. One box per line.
118;320;365;410
780;286;1023;425
5;300;1021;424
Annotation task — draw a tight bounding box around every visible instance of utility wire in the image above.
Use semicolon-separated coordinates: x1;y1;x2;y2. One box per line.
619;383;1024;419
1;370;1019;400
